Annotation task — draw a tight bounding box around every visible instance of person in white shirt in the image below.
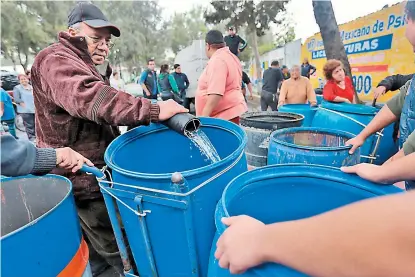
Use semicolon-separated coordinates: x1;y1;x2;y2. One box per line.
110;71;125;91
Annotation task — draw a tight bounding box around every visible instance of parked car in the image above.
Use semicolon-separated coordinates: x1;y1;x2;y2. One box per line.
0;70;25;132
1;70;20;96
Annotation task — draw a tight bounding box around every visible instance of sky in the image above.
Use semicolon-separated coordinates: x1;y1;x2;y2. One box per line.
158;0;402;41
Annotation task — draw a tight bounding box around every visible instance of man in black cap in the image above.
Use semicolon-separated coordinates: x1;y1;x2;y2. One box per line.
224;27;247;57
30;2;187;276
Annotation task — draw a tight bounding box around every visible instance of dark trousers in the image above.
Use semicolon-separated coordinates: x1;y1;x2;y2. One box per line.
1;119;17;138
20;113;36;140
183;97;195;110
161;91;183;105
76;199;125;276
161;92;174;101
260;90;277;111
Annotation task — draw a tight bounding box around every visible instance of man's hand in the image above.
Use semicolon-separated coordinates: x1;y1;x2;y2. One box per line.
20;102;26;108
249;94;254;101
146;92;151;97
373;86;387;99
346;135;365;154
341;163;383;183
344;99;352;104
55;147;94;173
215;216;267;275
158;99;188;121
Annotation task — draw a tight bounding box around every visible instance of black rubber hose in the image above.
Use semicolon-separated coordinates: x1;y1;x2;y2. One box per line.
162;113;201;135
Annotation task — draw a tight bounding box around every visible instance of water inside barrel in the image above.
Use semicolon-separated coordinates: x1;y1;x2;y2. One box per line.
185;129;221;164
1;177;69;237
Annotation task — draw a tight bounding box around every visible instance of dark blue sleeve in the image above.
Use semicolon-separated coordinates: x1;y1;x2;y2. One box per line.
238;36;247;52
184;74;190;89
1;135;56;176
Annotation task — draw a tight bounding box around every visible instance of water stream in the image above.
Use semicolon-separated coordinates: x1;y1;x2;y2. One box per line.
185;129;221;164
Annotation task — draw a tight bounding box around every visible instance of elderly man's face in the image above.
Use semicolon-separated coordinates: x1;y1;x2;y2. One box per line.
69;22;112;65
291;67;300;79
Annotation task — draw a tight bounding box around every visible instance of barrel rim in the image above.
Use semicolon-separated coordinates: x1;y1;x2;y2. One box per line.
278;103;319;110
0;174;73;240
217;164;402;233
104;117;247;180
241;111;305;124
321;101;377;115
270;127;355;151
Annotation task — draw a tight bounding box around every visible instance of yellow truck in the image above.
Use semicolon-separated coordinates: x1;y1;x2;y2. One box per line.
302;2;415;103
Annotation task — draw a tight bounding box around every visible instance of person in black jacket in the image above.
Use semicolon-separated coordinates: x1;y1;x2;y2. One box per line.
373;73;414;99
261;60;284;111
301;58;317;79
224;27;247;57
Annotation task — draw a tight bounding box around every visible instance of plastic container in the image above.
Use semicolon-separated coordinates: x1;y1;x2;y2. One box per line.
312;101;398;164
208;164;402;277
84;117;248;277
240;112;304;168
268;127;360;167
278;104;318;127
1;175;91;277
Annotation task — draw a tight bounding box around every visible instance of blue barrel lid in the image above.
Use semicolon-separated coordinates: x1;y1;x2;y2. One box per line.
269;127;355;151
320;101;377;115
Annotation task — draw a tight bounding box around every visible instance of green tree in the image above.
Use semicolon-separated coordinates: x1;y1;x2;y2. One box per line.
166;6;208;55
312;0;360;102
205;0;289;89
98;1;166;70
1;1;74;70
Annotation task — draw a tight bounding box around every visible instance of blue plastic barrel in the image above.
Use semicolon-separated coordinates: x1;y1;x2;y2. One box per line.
312;101;398;164
1;175;92;277
268;127;360;167
278;104;318;127
240;112;304;168
208;164;402;277
316;95;323;105
373;103;399;164
101;117;247;277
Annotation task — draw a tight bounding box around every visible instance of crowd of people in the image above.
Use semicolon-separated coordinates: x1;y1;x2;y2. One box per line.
1;73;37;142
1;1;415;277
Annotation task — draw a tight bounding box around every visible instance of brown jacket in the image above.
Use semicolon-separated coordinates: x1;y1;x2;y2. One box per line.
31;32;160;201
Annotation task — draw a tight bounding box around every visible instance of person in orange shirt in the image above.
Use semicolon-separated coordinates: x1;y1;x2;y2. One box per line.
195;30;248;124
278;65;317;108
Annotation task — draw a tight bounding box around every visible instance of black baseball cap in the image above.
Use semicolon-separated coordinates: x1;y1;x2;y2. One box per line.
205;30;225;45
68;2;120;37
